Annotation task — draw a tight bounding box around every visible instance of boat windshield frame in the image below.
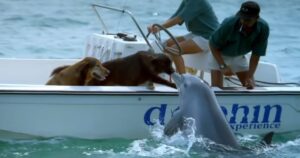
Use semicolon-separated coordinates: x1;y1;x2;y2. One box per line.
91;4;154;52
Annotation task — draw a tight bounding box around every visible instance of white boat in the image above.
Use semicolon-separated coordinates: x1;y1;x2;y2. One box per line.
0;4;300;139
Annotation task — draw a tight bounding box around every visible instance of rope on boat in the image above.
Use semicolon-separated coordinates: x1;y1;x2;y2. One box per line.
225;77;300;87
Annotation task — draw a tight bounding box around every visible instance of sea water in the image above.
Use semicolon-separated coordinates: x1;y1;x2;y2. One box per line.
1;0;300;157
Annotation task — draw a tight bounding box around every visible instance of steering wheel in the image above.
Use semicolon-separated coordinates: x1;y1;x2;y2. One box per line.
147;24;182;56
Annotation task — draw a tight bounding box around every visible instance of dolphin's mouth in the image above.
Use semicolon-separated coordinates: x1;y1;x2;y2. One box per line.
171;72;182;88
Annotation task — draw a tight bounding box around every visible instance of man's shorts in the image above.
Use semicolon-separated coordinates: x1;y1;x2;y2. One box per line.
183;33;210;53
207;54;249;73
180;33;211;70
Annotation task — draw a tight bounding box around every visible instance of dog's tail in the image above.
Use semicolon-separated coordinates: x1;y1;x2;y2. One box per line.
260;131;274;146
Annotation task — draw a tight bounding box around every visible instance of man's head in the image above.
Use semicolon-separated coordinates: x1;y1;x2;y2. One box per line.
238;1;260;27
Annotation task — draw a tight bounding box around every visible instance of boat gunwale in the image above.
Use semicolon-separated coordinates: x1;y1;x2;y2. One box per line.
1;87;300;96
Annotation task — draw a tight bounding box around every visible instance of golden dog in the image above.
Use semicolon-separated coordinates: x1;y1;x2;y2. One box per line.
46;57;110;85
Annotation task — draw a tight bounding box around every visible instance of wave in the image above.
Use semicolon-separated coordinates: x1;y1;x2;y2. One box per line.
27;17;89;28
3;16;25;22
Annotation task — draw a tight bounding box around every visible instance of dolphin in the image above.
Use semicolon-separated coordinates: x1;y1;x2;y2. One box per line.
164;73;240;148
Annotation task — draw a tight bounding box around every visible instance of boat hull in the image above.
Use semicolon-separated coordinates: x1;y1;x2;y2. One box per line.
1;85;300;139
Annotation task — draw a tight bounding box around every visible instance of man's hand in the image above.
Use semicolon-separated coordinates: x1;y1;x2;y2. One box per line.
245;77;255;89
147;24;160;34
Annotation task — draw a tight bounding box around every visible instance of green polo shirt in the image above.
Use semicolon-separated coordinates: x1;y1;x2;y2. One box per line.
171;0;219;40
209;16;269;57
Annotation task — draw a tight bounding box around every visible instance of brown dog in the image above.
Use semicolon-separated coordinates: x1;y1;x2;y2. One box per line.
86;51;176;88
46;57;110;85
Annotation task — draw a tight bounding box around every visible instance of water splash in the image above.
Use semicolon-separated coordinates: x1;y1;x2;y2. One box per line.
145;117;233;156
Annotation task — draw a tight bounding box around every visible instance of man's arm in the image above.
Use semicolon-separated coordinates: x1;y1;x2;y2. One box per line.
245;53;260;89
162;17;183;29
148;17;183;33
210;44;234;76
209;18;234;76
248;53;260;79
210;45;226;66
247;20;269;89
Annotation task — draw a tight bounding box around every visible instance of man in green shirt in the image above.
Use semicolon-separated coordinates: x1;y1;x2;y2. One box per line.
148;0;219;74
209;1;269;89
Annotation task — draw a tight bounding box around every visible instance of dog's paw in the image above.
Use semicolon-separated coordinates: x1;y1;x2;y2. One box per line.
146;81;155;90
170;83;177;89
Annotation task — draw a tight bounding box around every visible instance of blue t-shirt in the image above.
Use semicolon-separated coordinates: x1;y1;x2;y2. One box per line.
171;0;219;39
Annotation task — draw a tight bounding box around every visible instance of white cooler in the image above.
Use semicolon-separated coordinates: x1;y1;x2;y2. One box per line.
85;33;150;62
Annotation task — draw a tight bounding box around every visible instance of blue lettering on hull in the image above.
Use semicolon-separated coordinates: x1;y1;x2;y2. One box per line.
144;103;282;132
144;104;167;125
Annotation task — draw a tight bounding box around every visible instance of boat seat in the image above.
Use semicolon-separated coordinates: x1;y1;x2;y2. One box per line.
182;53;281;87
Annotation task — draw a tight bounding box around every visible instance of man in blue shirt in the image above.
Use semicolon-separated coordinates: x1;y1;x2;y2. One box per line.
148;0;219;74
209;1;269;89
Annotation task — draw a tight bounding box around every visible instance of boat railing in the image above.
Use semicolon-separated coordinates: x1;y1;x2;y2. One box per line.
91;4;154;52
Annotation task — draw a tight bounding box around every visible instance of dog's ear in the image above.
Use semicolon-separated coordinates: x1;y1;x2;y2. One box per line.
50;65;70;76
151;54;169;66
83;57;97;67
76;57;98;73
151;56;165;73
151;54;175;74
151;57;158;65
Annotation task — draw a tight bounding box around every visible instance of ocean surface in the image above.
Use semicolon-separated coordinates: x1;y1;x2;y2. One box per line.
0;0;300;157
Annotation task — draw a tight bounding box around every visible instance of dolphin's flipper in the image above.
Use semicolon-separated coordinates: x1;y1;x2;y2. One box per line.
164;111;183;136
260;131;274;146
